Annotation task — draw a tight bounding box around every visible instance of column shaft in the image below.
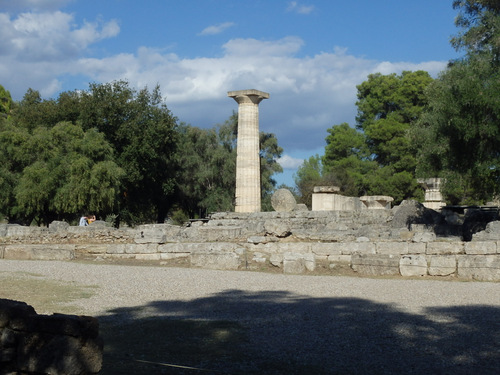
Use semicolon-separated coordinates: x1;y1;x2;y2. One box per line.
228;89;269;213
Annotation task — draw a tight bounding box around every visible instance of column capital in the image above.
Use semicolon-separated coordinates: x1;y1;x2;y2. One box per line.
228;89;269;105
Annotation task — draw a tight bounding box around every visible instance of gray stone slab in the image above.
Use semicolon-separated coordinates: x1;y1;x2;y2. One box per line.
457;255;500;281
426;241;464;255
376;242;409;255
351;253;400;276
428;255;456;276
464;241;497;255
283;252;315;274
399;255;427;277
190;251;240;270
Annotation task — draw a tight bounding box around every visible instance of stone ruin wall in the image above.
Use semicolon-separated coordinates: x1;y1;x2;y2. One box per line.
1;201;499;281
0;298;102;375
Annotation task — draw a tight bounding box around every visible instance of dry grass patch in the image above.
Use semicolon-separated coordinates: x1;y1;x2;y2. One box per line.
0;271;97;314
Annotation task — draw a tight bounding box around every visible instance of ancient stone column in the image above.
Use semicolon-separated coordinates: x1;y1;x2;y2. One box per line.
227;89;269;212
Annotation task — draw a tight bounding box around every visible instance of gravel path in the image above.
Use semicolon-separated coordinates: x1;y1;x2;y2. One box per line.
1;259;499;374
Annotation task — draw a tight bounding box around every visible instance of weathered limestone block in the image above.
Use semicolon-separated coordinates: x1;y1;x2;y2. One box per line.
247;235;274;244
4;245;75;260
390;228;414;241
376;242;409;255
426;241;464;255
135;253;161;261
271;188;297;212
295;203;308;211
428;255;456;276
247;242;311;255
399;255;427;277
198;226;242;241
125;244;158;254
360;196;394;209
105;244;126;254
75;244;108;255
314;186;341;193
0;299;102;375
252;252;267;263
134;224;182;244
312;192;361;211
5;225;47;237
0;245;4;259
160;252;190;260
412;232;437;242
408;242;426;254
338;242;376;255
351;253;400;275
327;254;351;264
264;220;291;237
269;253;283;267
457;255;500;281
417;178;446;210
311;243;343;256
465;241;497;255
159;242;240;254
283;252;315;274
190;251;240;270
48;221;70;232
472;220;500;241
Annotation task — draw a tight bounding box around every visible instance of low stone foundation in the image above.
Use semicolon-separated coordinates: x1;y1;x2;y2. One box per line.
0;299;102;375
1;203;499;281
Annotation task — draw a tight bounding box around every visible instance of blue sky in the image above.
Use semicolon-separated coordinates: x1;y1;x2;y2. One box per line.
0;0;461;187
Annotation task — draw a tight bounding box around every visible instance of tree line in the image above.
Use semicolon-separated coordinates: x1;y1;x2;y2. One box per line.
295;0;500;208
0;81;282;226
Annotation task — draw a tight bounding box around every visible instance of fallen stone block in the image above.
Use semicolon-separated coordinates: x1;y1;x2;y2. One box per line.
270;253;283;267
283;252;316;274
457;255;500;281
407;242;426;254
428;255;456;276
125;243;158;254
190;251;240;270
426;241;464;255
135;253;161;261
399;255;427;277
327;254;351;264
0;299;102;375
464;241;497;255
311;243;343;256
4;245;75;260
351;253;400;276
264;220;291;237
376;241;408;255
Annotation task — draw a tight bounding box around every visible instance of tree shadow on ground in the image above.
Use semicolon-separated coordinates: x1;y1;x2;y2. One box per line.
98;290;500;375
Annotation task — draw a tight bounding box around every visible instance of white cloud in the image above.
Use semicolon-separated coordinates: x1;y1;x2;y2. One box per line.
278;155;305;169
0;10;448;162
198;22;235;36
287;1;315;15
0;11;119;62
0;0;73;12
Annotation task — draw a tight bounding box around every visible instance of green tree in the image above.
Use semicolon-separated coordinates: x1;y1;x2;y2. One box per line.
356;71;433;169
314;72;432;204
0;84;12;118
79;81;179;223
413;56;500;204
451;0;500;61
8;122;123;225
412;1;500;204
294;155;323;208
322;123;375;197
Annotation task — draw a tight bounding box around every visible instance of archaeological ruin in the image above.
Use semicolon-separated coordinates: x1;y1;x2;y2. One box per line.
0;89;498;281
0;194;499;281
